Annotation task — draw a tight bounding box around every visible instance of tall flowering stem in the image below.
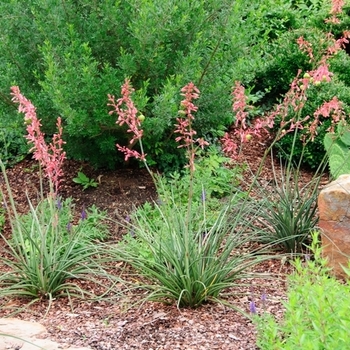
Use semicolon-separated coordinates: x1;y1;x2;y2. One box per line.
222;27;350;161
108;79;155;181
174;82;209;173
108;80;146;158
10;86;66;196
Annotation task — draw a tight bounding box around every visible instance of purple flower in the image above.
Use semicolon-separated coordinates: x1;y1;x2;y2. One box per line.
249;301;257;314
81;205;87;220
56;197;62;210
201;189;206;203
125;215;131;223
261;292;267;311
66;222;72;232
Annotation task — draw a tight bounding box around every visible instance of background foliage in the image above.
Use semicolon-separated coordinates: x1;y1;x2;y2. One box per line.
0;0;349;170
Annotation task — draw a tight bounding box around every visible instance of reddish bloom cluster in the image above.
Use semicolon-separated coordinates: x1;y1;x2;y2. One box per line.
309;97;345;140
108;79;146;161
10;86;66;195
297;31;350;85
222;24;350;161
326;0;345;23
174;82;209;171
296;36;314;61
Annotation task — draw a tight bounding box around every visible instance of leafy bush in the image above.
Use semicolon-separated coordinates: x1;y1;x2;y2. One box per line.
324;120;350;179
3;0;336;171
1;0;267;170
0;112;29;167
255;233;350;349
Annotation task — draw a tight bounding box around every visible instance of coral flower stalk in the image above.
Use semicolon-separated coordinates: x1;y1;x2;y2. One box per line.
10;86;66;195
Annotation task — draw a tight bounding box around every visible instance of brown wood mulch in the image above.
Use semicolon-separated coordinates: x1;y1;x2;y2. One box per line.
0;134;324;349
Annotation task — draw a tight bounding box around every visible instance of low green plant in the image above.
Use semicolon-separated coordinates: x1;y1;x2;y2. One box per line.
252;154;321;253
0;160;109;305
116;188;268;309
73;171;99;190
255;232;350;349
324;119;350;179
13;197;109;248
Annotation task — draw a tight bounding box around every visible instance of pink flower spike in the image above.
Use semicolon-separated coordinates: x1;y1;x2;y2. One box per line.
175;82;208;171
10;86;66;195
330;0;344;15
108;79;146;162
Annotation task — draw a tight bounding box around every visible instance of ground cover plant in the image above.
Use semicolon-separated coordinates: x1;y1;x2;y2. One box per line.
255;233;350;350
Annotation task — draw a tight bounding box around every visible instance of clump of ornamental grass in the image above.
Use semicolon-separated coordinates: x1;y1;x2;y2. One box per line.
219;25;350;253
254;232;350;350
108;80;273;309
0;87;113;310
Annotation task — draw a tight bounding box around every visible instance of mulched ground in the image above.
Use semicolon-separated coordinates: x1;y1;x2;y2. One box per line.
0;134;324;349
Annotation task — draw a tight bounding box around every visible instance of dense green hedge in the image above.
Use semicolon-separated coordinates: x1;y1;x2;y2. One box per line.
0;0;348;170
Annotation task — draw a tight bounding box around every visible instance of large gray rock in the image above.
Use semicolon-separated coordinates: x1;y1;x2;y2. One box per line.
318;174;350;278
0;318;91;350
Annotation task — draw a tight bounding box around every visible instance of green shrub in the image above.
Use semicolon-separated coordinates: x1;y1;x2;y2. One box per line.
330;50;350;87
324;120;350;179
255;233;350;349
0;111;29;167
0;0;260;170
3;0;333;170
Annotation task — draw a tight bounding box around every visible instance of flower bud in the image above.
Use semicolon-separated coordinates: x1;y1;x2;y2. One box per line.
138;114;145;122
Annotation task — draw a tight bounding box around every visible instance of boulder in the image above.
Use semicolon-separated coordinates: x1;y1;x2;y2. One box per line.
318;174;350;278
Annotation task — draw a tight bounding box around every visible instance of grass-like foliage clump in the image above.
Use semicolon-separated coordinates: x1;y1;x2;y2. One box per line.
117;180;267;309
0;161;109;306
